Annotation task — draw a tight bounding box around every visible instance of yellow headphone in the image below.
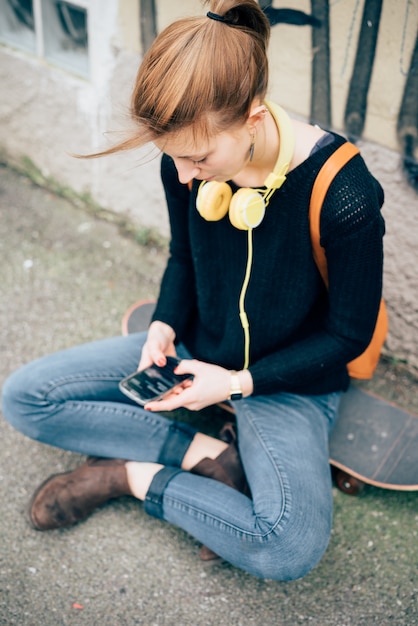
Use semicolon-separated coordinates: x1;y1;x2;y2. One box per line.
196;101;295;230
195;102;295;369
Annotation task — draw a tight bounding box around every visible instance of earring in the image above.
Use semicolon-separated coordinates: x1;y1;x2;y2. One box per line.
249;141;255;162
249;129;256;162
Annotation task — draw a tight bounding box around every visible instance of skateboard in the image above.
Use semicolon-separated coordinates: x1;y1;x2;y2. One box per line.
122;300;418;495
121;299;157;336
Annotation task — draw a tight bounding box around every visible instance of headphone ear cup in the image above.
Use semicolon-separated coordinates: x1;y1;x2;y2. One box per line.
229;188;266;230
196;181;233;221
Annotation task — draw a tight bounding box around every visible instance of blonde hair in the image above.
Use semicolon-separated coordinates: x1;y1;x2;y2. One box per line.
95;1;270;157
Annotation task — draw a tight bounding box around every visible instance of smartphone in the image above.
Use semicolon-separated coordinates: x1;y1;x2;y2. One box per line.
119;356;193;405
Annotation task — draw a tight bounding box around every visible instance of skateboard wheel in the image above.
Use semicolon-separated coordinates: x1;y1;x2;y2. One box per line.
333;469;365;496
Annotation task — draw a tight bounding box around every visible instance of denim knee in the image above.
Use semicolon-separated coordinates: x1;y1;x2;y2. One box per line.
242;517;332;581
1;366;41;438
3;371;22;428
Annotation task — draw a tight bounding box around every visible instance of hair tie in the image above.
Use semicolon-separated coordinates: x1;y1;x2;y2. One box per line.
207;11;232;24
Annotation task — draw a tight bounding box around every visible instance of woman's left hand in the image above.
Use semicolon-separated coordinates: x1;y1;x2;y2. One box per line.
144;359;232;412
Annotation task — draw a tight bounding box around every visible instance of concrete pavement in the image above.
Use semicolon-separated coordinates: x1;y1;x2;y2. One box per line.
0;163;417;625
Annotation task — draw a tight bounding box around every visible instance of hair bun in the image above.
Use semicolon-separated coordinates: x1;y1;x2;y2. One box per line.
209;1;270;42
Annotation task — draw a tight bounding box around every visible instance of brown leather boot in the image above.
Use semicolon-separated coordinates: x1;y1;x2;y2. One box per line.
191;422;250;561
28;457;132;531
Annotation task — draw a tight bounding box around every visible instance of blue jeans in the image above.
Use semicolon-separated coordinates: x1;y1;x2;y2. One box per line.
1;333;341;581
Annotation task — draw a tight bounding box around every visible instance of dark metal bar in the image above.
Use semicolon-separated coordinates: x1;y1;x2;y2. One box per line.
310;0;331;128
344;0;383;141
140;0;157;54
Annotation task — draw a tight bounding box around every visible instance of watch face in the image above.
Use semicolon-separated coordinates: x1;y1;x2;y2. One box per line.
230;392;243;401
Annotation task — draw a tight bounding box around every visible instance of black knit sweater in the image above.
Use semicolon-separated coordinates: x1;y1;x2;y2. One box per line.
152;132;385;396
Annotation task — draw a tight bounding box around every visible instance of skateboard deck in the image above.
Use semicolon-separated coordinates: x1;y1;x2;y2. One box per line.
122;300;418;495
329;386;418;493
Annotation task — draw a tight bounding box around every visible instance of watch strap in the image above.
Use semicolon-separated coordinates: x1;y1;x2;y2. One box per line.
228;371;243;401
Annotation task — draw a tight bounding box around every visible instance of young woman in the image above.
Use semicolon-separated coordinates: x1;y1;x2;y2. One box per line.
1;0;385;580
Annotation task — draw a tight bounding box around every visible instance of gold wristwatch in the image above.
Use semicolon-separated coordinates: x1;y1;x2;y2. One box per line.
228;371;243;401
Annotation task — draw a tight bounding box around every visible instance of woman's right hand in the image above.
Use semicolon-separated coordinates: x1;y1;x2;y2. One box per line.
138;320;177;371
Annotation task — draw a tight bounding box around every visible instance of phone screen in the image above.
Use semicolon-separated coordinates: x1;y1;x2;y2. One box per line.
119;357;193;405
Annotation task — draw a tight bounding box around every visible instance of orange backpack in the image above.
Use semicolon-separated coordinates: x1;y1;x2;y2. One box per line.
309;141;388;379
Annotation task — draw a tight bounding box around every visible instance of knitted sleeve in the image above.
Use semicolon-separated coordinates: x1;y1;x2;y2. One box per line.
151;155;197;340
248;153;385;395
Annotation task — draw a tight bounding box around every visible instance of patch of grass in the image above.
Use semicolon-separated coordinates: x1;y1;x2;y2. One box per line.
1;154;168;252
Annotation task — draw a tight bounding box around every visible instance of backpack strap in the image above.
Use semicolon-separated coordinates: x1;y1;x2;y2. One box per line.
309;141;388;379
309;141;360;285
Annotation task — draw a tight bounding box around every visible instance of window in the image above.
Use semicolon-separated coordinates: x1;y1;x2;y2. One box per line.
0;0;89;78
42;0;89;76
0;0;36;53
